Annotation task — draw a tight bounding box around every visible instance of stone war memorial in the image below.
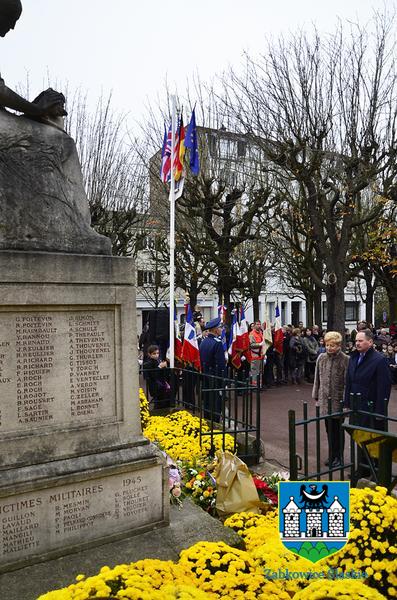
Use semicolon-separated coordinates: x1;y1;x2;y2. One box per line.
0;0;168;573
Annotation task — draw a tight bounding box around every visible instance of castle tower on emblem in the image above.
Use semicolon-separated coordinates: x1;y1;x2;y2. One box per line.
306;507;324;537
282;496;301;538
327;496;345;537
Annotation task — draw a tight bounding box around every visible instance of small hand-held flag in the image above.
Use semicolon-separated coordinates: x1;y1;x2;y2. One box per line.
184;108;200;175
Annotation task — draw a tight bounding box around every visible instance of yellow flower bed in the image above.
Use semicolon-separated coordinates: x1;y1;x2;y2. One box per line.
224;488;396;599
38;560;201;600
139;388;150;430
293;578;387;599
143;410;235;462
179;541;290;599
224;510;279;550
319;486;397;598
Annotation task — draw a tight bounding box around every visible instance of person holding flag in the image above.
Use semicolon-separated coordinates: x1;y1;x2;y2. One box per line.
249;320;265;384
199;316;226;421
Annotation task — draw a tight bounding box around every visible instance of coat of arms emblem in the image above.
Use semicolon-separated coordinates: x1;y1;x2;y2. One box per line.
279;481;350;563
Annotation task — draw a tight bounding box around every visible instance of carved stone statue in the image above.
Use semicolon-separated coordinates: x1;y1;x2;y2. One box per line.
0;0;111;254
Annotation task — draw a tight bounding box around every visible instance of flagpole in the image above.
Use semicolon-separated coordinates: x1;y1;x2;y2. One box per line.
169;95;176;368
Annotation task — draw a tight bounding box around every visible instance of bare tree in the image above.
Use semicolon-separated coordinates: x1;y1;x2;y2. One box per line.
224;16;397;335
65;91;148;256
232;229;275;320
141;84;279;316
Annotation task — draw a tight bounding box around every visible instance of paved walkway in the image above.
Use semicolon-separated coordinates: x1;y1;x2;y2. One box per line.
259;381;397;476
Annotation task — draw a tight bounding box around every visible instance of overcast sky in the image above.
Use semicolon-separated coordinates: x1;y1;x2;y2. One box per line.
1;0;395;128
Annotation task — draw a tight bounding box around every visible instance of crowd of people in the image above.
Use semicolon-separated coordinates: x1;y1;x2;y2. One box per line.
241;320;397;388
140;314;394;475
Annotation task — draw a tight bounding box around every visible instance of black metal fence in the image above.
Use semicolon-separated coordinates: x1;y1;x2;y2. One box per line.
288;393;396;488
141;367;261;464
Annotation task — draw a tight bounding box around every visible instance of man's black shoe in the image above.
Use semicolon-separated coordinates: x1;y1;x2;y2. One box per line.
331;458;342;467
324;458;330;466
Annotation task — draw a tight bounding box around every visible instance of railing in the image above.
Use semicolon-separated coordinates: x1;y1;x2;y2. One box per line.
288;393;395;485
141;367;261;464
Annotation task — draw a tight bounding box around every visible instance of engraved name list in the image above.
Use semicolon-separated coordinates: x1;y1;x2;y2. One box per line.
0;310;116;432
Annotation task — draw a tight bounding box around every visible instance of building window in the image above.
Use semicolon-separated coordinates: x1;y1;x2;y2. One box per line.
136;234;156;251
322;301;359;322
237;140;246;158
144;236;156;250
207;133;217;157
137;270;161;286
322;301;327;323
345;301;359;322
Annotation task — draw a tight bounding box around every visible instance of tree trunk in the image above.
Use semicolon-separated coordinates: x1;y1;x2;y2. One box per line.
189;289;198;311
365;287;374;324
387;289;397;323
305;295;314;327
363;273;376;324
326;278;345;341
252;296;260;321
314;285;323;326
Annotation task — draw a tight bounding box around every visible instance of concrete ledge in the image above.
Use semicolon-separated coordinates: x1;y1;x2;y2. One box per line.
0;251;135;285
0;498;243;600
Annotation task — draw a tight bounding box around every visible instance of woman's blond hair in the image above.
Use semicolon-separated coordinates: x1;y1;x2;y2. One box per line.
324;331;342;344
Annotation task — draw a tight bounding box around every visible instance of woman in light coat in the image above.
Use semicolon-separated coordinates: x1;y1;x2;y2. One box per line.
312;331;349;467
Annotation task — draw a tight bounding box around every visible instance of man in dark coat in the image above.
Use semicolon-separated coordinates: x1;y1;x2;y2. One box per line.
344;329;391;430
199;317;227;420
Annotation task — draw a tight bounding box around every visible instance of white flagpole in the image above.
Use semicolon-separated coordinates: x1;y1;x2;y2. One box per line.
169;95;177;368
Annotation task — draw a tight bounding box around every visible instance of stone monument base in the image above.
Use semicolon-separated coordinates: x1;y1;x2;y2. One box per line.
0;442;168;573
0;251;168;571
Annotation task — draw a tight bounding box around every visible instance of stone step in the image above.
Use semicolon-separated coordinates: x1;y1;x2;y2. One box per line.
0;498;242;600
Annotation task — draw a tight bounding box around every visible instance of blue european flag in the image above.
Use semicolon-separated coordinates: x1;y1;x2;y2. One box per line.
220;326;228;360
185;108;200;175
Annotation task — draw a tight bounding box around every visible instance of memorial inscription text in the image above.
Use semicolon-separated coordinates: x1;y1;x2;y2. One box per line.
0;469;161;565
0;310;116;431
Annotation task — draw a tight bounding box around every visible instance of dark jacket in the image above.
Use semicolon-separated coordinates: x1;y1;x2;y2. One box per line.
143;357;170;400
289;336;306;368
344;347;391;424
199;333;226;377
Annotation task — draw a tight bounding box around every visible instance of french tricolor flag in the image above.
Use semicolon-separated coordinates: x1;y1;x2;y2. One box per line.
273;304;283;354
181;306;201;371
174;306;183;364
235;305;250;354
228;310;241;369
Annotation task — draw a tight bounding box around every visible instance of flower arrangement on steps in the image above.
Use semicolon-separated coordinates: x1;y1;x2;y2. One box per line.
36;390;394;599
38;484;396;599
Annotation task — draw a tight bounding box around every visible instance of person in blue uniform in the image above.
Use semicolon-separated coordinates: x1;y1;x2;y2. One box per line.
199;317;227;421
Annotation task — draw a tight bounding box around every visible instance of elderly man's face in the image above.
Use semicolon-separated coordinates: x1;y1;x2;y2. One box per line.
355;332;373;353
